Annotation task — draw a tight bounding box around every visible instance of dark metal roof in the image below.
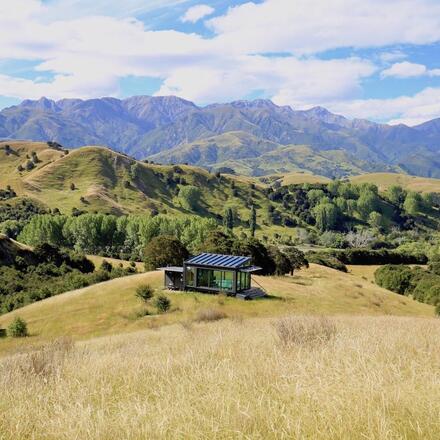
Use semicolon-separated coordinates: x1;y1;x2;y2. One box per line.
157;266;184;273
185;253;251;268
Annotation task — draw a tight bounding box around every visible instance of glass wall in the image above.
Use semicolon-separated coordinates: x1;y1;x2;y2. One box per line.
238;272;250;291
195;268;234;291
185;266;196;287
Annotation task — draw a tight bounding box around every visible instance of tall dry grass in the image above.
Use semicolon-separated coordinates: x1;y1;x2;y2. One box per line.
0;315;439;439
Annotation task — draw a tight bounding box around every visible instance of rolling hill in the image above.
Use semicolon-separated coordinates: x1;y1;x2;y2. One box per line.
2;96;440;178
0;264;433;356
0;140;269;219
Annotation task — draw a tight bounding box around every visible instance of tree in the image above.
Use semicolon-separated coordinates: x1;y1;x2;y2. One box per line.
233;237;276;275
282;247;309;275
178;185;201;211
7;317;28;337
357;189;379;220
70;183;76;191
154;294;171;313
269;248;291;276
143;235;189;271
313;202;339;231
404;192;422;215
249;206;257;237
374;265;414;295
388;185;405;206
199;230;234;254
368;211;384;229
136;284;154;303
223;207;234;231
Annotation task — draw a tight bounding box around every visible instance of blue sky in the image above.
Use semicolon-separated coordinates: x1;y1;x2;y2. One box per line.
1;0;440;125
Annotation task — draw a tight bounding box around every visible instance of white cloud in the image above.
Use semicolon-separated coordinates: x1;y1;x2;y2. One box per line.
381;61;428;78
326;87;440;126
181;4;214;23
381;61;440;78
1;0;440;124
379;50;407;63
208;0;440;55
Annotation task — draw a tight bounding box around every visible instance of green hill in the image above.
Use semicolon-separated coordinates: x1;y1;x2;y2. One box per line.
150;135;398;178
0;141;269;220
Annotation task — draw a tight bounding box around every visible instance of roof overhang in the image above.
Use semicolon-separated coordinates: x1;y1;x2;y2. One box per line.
239;266;262;273
157;266;184;273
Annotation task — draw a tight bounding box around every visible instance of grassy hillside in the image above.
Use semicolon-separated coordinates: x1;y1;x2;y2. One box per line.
276;170;331;186
0;264;433;355
350;172;440;193
1;314;439;439
0;141;272;222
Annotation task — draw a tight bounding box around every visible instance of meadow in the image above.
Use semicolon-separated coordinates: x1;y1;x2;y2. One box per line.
0;314;439;439
0;264;433;356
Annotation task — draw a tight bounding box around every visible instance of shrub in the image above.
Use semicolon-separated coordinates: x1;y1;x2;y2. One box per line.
274;316;337;347
436;303;440;316
195;308;228;322
306;252;347;272
136;284;154;303
100;260;113;272
154;294;171;313
7;317;28;337
374;265;414;295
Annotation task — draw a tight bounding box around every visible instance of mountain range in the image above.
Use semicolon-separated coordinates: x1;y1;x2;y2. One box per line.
1;96;440;178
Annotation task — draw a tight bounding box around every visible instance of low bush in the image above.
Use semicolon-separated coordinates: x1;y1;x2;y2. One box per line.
135;284;154;303
7;317;28;337
154;294;171;313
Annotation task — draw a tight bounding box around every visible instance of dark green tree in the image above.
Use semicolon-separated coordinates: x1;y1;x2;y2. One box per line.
143;235;189;271
249;206;257;237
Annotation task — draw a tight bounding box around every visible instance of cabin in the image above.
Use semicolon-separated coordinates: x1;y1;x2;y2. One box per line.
158;252;262;297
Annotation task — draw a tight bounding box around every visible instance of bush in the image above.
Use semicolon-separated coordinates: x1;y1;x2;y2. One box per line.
436;303;440;316
306;252;347;272
100;260;113;272
154;294;171;313
136;284;154;303
195;308;228;322
274;316;337;347
374;265;414;295
7;317;28;337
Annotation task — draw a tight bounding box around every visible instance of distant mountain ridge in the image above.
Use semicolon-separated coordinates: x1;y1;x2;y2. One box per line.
1;95;440;178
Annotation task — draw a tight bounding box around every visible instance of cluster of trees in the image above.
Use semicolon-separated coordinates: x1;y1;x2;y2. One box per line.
17;213;218;259
269;181;437;233
141;232;308;276
0;243;135;313
375;261;440;314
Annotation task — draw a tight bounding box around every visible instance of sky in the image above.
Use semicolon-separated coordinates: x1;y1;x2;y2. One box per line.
1;0;440;125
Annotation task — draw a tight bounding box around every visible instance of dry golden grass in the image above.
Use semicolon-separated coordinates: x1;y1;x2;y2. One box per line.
0;265;433;356
350;172;440;193
279;171;330;186
0;315;439;439
86;254;145;272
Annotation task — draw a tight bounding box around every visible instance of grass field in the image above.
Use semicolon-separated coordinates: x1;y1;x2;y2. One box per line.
277;171;330;186
351;172;440;193
0;314;439;439
0;264;433;356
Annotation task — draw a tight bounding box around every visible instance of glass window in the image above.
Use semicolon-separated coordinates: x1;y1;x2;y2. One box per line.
197;268;211;288
222;271;233;290
185;266;196;287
